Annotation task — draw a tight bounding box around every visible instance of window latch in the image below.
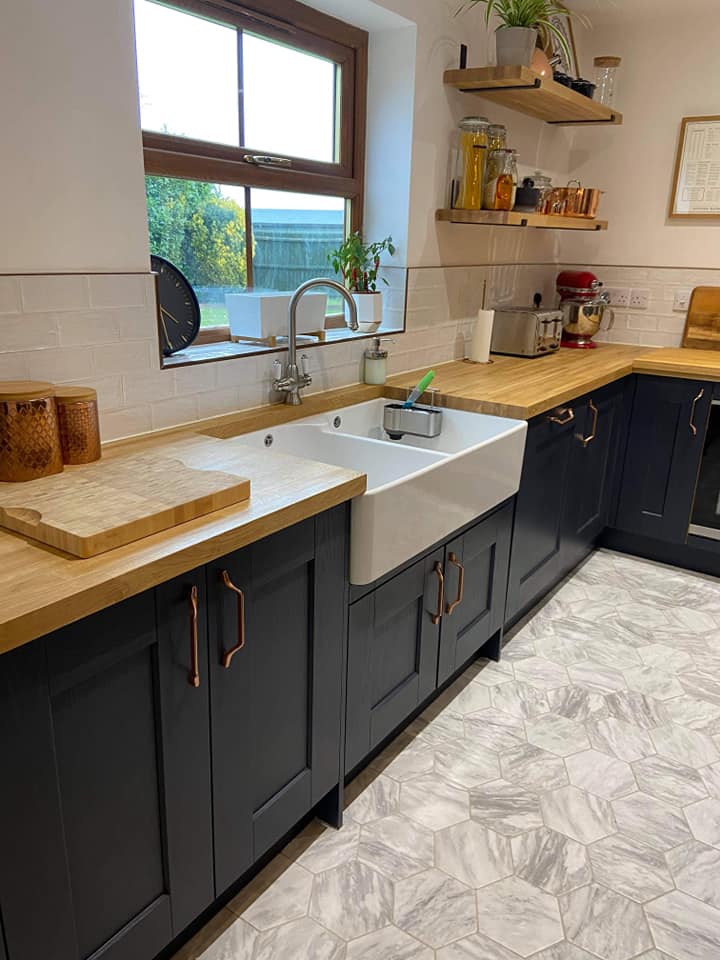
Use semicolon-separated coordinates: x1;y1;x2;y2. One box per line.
243;154;292;168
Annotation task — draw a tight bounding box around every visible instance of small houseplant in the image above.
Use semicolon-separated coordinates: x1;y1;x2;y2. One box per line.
458;0;584;69
328;232;396;331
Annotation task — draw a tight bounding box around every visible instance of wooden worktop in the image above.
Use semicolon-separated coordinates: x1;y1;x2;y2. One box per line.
632;348;720;381
386;344;650;419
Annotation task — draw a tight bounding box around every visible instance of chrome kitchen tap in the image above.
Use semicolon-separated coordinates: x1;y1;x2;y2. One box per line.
272;278;359;405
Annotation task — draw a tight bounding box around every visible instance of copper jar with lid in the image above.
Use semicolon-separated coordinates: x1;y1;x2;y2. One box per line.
0;381;64;482
55;386;101;465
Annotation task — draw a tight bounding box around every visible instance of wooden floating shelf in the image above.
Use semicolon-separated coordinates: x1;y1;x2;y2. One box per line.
444;65;623;126
436;209;609;231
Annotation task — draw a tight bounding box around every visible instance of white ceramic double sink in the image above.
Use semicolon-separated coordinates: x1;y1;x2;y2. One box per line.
234;398;527;585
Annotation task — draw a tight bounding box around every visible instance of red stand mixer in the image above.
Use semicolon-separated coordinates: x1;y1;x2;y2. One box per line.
556;270;613;348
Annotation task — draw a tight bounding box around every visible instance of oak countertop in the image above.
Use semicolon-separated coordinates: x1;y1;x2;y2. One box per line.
3;345;720;655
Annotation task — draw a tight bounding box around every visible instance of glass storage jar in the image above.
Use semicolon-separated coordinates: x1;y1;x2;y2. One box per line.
593;56;621;106
484;149;518;211
455;116;489;210
488;124;507;151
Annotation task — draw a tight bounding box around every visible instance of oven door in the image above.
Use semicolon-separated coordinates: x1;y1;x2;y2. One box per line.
689;398;720;539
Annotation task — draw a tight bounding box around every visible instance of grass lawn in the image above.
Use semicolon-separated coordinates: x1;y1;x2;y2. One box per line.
199;303;229;327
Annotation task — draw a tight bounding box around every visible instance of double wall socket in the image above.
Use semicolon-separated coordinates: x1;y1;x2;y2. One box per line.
605;287;650;309
629;288;650;310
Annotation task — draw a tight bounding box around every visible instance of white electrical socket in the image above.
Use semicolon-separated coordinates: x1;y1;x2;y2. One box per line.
629;288;650;309
673;288;692;312
605;287;630;307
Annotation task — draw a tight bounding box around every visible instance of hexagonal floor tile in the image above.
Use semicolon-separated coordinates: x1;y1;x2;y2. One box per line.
435;819;512;888
469;659;514;687
511;827;590;896
560;884;652;960
650;723;720;769
623;666;683;701
685;796;720;848
663;694;720;731
433;739;500;790
253;916;345;960
413;709;466;746
514;657;569;691
534;630;588;667
531;944;607;960
399;773;469;831
436;932;523;959
611;791;691;851
358;813;434;881
394;868;477;948
632;754;709;808
547;686;609;723
309;860;393;939
541;785;617;845
476;876;563;957
378;740;436;783
603;691;669;730
566;750;636;800
199;918;257;960
526;714;590;757
586;717;655;763
567;660;626;695
470;779;543;837
241;861;313;930
346;774;401;824
345;925;433;960
587;834;674;902
639;642;694;674
500;742;568;792
666;838;720;910
700;762;720;799
490;680;550;719
646;891;720;960
445;682;492;716
463;708;527;753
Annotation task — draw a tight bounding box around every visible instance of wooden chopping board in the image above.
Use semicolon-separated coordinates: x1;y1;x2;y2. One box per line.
682;287;720;350
0;435;251;557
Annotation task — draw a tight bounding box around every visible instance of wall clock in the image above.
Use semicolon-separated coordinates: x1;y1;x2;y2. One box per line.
151;254;201;357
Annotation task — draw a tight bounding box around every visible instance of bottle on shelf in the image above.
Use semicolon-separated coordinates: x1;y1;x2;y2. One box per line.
453;116;489;210
483;148;518;211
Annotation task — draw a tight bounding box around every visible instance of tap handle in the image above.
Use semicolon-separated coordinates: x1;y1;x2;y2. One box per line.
272;359;283;380
300;354;310;377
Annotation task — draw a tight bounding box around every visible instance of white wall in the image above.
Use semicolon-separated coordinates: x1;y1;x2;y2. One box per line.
0;0;150;274
561;13;720;269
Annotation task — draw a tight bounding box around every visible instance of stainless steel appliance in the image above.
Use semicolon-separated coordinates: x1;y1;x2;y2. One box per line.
557;270;614;349
689;397;720;540
490;307;564;358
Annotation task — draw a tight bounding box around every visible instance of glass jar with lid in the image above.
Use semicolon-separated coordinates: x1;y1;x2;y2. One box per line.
484;149;518;211
593;56;621;106
488;123;507;151
529;171;553;212
454;116;489;210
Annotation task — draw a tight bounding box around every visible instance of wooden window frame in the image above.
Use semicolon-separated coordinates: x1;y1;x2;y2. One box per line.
140;0;368;347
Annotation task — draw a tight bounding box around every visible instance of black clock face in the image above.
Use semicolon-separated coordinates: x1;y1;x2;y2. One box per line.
151;255;201;357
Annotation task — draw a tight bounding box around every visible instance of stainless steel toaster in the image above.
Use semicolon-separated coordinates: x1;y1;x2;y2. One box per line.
490;308;564;358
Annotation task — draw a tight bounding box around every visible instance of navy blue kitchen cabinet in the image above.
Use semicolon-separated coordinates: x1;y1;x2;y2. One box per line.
346;504;513;774
615;376;711;543
208;507;348;894
506;380;629;624
0;575;214;960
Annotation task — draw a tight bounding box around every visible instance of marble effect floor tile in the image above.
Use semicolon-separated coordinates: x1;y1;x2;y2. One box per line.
604;690;670;729
309;860;393;939
586;717;655;763
476;876;563;957
345;925;433;960
511;826;590;896
394;868;477;948
650;723;720;768
433;740;501;789
611;791;691;851
253;917;345;960
565;750;636;800
646;890;720;960
684;796;720;848
526;714;590;757
547;686;609;722
358;814;434;881
560;883;653;960
436;933;522;959
500;742;569;791
587;833;673;902
490;680;550;719
540;785;617;844
240;862;313;931
567;660;627;695
470;779;544;837
463;709;527;753
399;773;469;830
514;657;570;691
632;754;709;807
666;838;720;910
445;681;492;716
664;693;720;731
699;762;720;799
435;819;513;888
346;774;401;824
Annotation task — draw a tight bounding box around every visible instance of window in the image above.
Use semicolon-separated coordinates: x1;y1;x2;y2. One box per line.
134;0;367;348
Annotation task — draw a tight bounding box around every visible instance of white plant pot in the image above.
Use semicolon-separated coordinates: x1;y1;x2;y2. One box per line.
351;292;383;333
495;26;538;67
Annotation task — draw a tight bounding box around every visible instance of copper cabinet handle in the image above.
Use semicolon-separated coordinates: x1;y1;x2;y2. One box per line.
581;399;599;447
188;585;200;688
220;570;246;668
445;553;465;615
690;389;705;437
431;562;444;625
548;407;574;426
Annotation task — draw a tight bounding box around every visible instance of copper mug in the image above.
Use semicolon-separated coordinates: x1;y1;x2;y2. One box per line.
0;381;64;482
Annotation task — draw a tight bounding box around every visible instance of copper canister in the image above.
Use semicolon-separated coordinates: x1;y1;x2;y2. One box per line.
55;386;101;465
0;381;64;482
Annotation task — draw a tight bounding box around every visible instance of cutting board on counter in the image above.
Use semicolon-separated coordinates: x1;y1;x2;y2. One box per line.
0;435;251;557
682;287;720;350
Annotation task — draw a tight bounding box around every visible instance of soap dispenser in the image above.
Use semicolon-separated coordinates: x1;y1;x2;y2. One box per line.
364;338;394;385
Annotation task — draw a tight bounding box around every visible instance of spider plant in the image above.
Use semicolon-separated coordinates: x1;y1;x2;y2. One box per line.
458;0;588;68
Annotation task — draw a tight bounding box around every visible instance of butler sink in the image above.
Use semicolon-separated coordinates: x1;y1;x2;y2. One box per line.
233;398;527;584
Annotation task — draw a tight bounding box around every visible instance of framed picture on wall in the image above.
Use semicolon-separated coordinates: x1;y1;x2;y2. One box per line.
670;116;720;218
544;10;579;78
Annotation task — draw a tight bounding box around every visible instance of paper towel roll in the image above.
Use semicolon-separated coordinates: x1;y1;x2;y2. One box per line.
469;309;494;363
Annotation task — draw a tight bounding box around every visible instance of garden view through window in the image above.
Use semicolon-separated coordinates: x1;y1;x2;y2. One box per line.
134;0;361;335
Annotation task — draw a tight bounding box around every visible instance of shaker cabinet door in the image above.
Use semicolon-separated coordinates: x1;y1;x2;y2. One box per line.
345;547;444;774
0;581;214;960
437;503;512;686
616;376;711;543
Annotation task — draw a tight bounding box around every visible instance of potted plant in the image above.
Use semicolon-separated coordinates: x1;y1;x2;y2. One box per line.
458;0;584;70
328;232;396;332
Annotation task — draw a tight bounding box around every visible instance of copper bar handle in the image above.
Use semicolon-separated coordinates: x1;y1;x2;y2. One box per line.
548;407;574;426
690;389;705;437
581;400;599;447
445;553;465;615
220;570;246;669
431;562;444;625
188;585;200;688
